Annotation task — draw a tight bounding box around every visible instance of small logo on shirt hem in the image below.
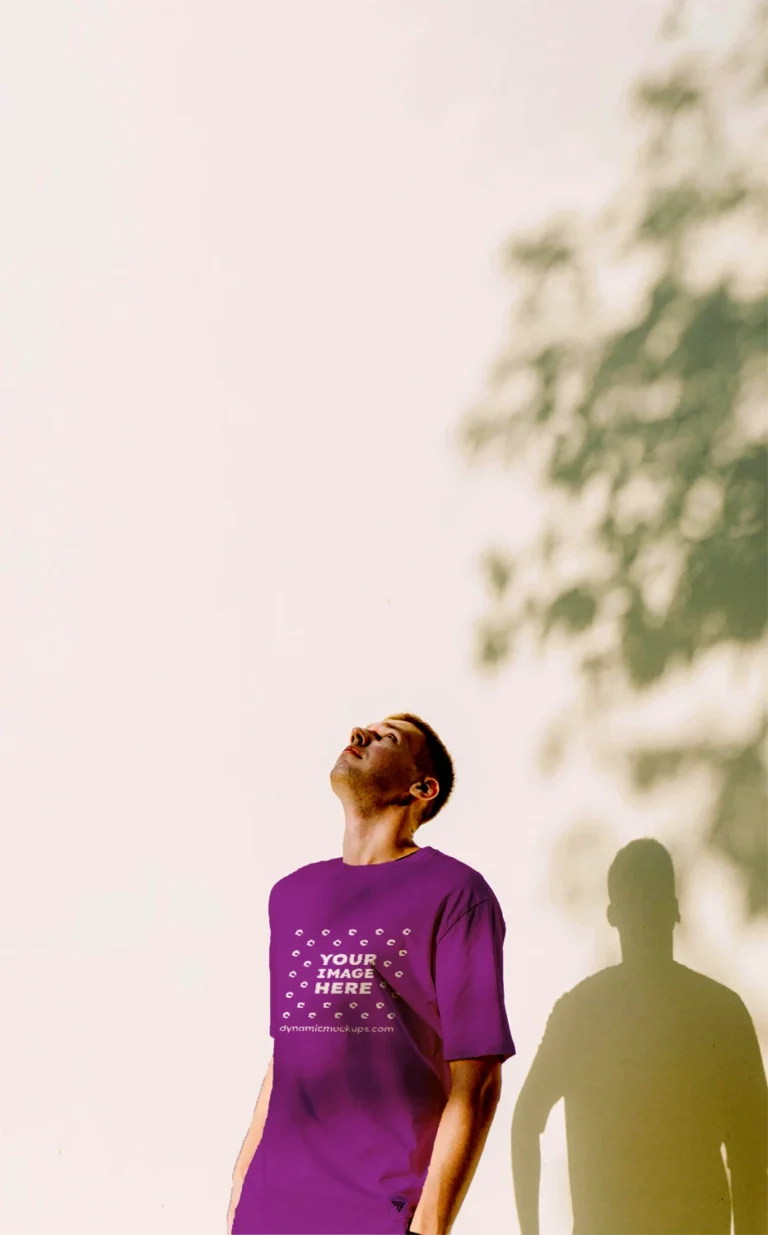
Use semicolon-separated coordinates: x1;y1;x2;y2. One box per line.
389;1194;407;1212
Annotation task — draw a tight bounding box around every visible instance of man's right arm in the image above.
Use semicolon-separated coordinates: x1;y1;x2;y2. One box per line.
226;1053;274;1234
724;1001;768;1235
511;1002;568;1235
511;1081;548;1235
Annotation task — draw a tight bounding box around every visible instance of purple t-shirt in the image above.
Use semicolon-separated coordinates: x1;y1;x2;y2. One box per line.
232;844;516;1235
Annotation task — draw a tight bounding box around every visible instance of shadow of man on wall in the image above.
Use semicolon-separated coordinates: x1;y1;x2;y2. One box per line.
511;838;768;1235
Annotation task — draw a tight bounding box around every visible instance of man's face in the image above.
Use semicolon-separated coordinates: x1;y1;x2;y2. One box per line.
331;717;431;809
609;888;680;934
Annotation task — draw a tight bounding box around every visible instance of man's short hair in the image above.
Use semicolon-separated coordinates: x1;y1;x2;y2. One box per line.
607;838;677;907
386;712;455;823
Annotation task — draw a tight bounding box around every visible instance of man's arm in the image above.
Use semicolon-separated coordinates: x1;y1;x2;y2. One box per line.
226;1053;274;1235
510;1080;549;1235
510;997;568;1235
724;1002;768;1235
409;1057;502;1235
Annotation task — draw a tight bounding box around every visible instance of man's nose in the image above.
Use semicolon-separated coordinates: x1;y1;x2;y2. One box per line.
351;727;370;746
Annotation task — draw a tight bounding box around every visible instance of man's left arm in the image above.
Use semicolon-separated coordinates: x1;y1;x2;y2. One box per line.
724;999;768;1235
410;1056;503;1235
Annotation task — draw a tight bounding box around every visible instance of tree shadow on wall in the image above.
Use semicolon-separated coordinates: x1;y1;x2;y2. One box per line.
458;1;768;920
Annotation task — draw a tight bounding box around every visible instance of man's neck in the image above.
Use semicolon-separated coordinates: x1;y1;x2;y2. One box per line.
341;841;421;867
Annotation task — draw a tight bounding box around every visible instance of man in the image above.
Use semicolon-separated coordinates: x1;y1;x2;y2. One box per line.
512;838;768;1235
228;712;516;1235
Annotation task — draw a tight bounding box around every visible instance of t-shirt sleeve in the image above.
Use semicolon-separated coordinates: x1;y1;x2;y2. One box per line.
514;994;571;1133
435;896;516;1064
722;992;768;1167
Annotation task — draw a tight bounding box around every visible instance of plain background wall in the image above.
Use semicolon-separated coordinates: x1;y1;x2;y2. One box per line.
1;2;765;1231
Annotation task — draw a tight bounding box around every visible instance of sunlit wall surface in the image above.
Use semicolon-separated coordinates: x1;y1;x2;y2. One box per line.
1;2;765;1232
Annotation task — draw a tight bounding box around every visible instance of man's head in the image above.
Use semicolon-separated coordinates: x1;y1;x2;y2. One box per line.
330;712;454;827
606;838;680;935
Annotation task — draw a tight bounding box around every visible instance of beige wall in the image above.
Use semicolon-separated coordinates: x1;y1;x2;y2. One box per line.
1;2;764;1232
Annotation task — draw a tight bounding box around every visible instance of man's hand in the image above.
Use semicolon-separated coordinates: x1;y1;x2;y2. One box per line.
226;1176;243;1235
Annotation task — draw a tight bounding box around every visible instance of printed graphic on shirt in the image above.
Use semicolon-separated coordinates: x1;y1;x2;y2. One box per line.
278;923;414;1028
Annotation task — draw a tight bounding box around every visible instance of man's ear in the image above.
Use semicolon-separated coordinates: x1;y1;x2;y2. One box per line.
414;778;438;802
